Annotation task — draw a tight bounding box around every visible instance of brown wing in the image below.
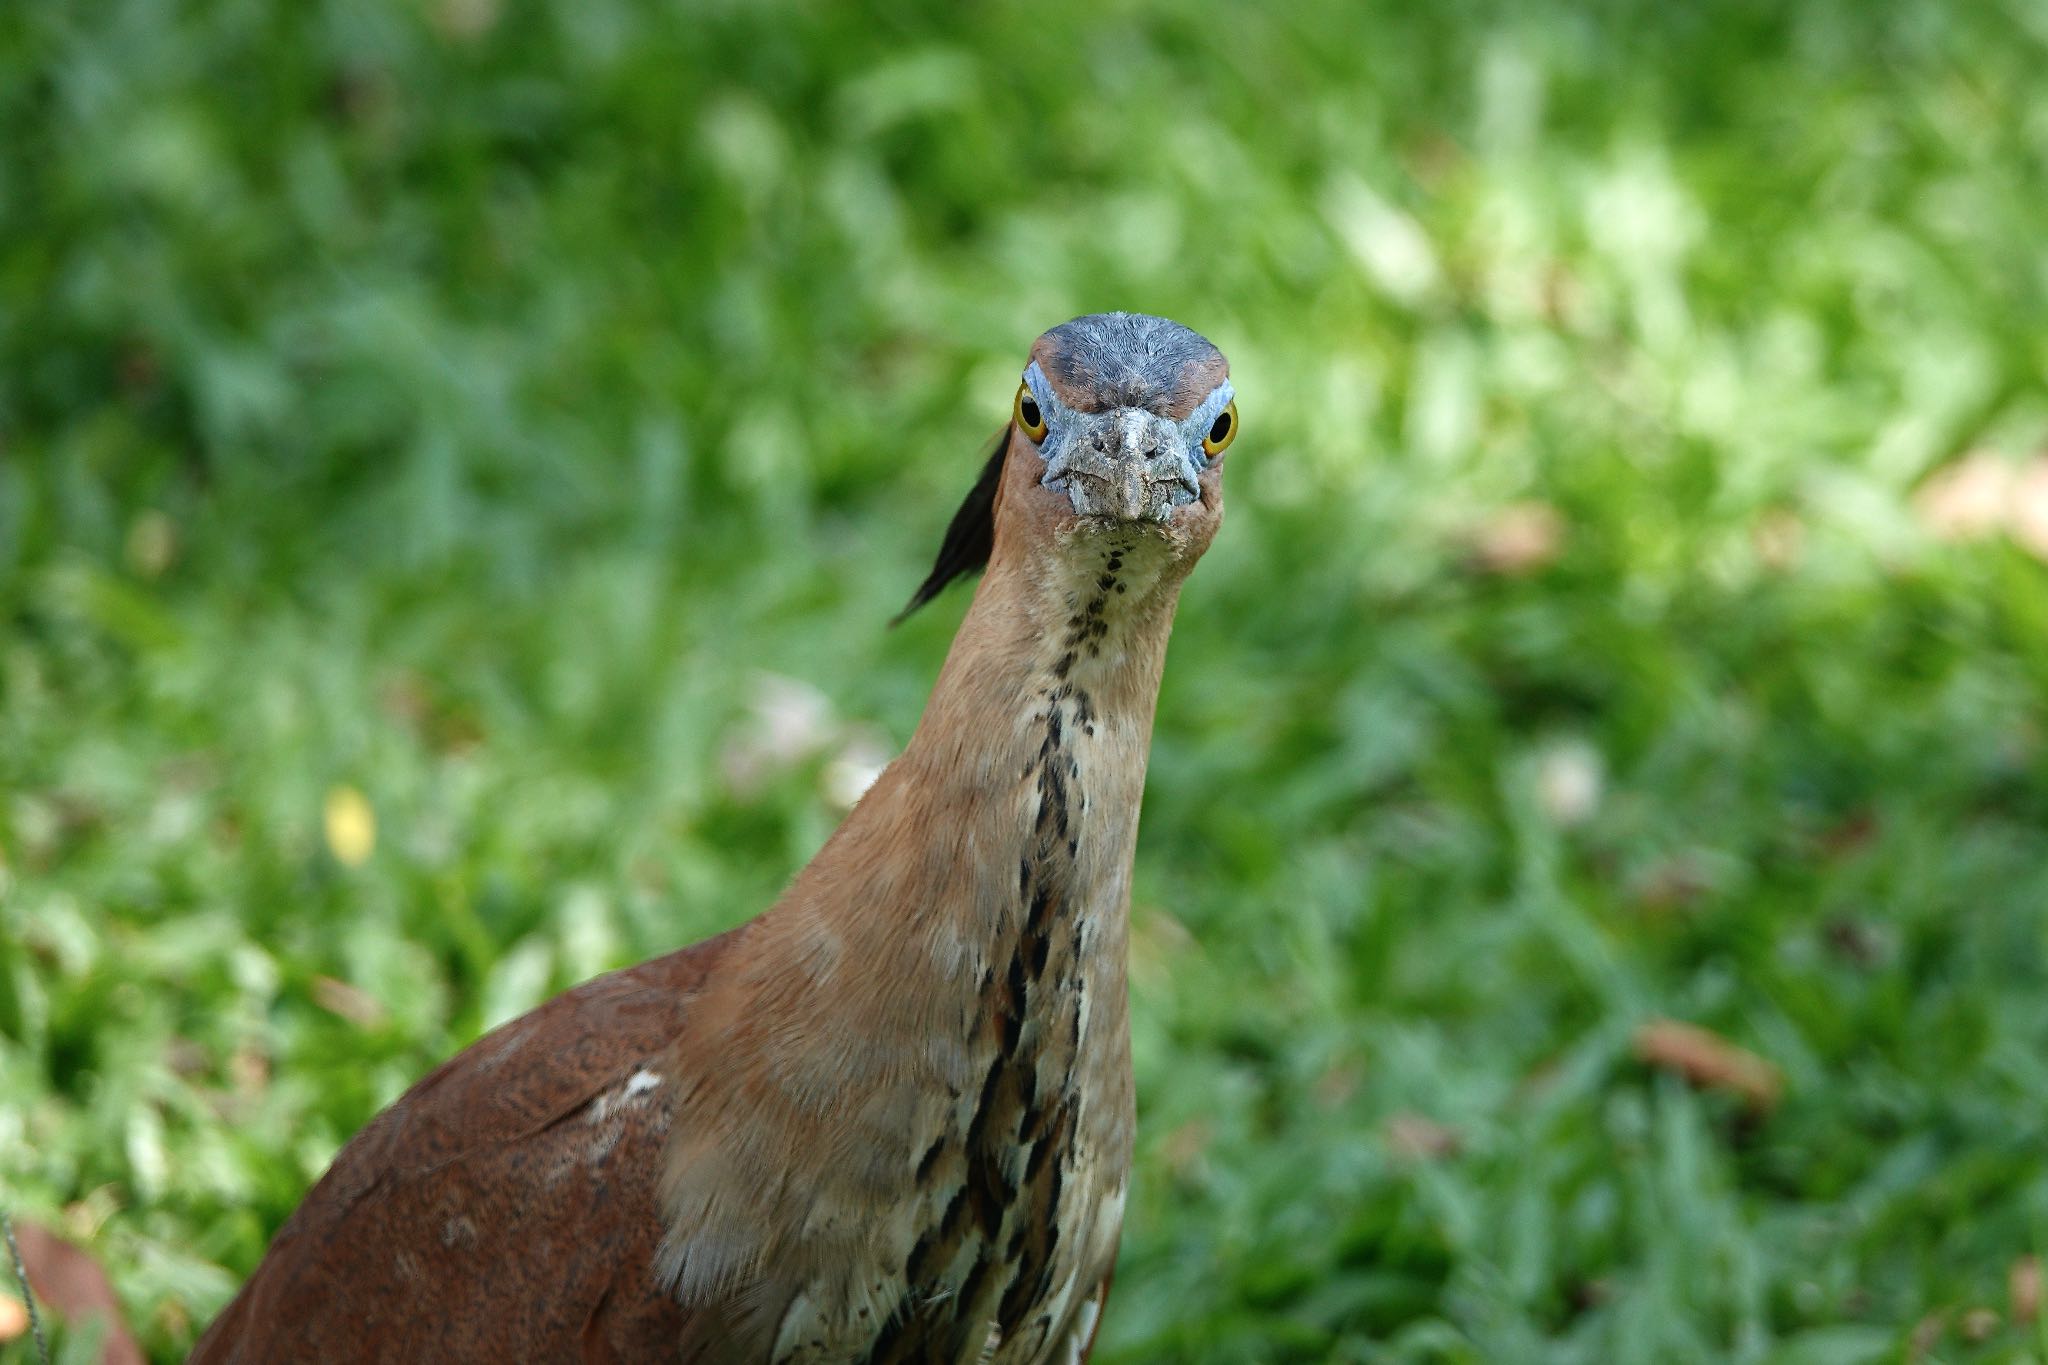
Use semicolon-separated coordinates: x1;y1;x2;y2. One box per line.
189;928;743;1364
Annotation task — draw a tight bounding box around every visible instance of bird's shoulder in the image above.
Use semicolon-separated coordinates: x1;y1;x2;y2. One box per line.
340;924;741;1181
189;926;745;1363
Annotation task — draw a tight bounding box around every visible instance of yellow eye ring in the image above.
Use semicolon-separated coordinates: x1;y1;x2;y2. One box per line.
1014;383;1049;443
1202;399;1238;457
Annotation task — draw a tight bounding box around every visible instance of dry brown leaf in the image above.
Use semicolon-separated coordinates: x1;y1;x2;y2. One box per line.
1822;917;1888;969
11;1221;144;1365
1817;810;1878;858
2011;1255;2042;1324
377;672;433;730
124;510;177;579
1384;1111;1462;1161
1541;263;1585;327
1314;1062;1362;1110
1752;509;1805;571
1915;451;2048;563
154;1296;193;1342
229;1044;271;1097
376;675;484;754
1469;502;1566;576
1907;1310;1946;1361
311;975;387;1028
435;0;501;40
1633;1017;1783;1111
1959;1306;1999;1342
163;1037;209;1078
1915;451;2013;541
1632;854;1713;914
2010;458;2048;561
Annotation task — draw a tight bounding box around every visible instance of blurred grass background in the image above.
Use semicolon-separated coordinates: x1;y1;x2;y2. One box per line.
7;0;2048;1360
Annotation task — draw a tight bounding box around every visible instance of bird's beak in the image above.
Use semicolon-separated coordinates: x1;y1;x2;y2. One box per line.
1042;408;1202;524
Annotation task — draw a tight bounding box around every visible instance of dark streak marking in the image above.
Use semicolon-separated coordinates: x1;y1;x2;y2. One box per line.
969;1059;1004;1141
1027;883;1054;934
1025;1132;1057;1181
1040;766;1069;840
997;1241;1043;1326
906;1212;946;1282
937;1183;971;1237
861;1306;910;1365
962;995;1023;1235
1006;953;1028;1012
959;1254;996;1311
965;1150;1012;1238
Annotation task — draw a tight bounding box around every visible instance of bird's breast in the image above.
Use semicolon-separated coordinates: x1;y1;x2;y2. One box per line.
764;652;1138;1364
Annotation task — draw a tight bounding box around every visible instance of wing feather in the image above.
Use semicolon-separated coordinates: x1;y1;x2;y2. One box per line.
189;929;743;1363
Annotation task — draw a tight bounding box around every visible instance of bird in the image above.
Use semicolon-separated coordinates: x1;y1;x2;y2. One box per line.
189;311;1238;1364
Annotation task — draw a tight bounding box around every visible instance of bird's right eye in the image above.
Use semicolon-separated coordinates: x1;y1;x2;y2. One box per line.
1015;385;1049;443
1202;400;1237;458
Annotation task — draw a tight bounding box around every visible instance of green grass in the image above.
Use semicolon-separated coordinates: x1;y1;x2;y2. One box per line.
8;0;2048;1360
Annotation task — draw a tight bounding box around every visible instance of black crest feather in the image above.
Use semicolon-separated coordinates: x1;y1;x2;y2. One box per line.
894;424;1010;624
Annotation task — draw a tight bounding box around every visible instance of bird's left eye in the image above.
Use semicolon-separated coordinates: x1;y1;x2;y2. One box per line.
1202;400;1237;457
1015;384;1049;443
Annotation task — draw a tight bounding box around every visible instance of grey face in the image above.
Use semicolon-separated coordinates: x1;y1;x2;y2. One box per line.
1022;361;1232;523
897;314;1231;619
1023;313;1234;525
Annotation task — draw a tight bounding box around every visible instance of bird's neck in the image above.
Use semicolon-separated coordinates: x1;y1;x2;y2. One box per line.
883;527;1185;960
749;526;1188;1038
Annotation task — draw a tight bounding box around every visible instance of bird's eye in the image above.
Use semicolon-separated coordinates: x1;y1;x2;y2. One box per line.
1015;384;1049;443
1202;400;1237;457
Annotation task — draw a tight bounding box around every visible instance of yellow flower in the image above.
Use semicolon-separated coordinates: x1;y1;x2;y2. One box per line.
323;786;376;867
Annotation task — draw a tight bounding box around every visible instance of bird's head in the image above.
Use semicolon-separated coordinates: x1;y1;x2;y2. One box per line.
900;312;1234;619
